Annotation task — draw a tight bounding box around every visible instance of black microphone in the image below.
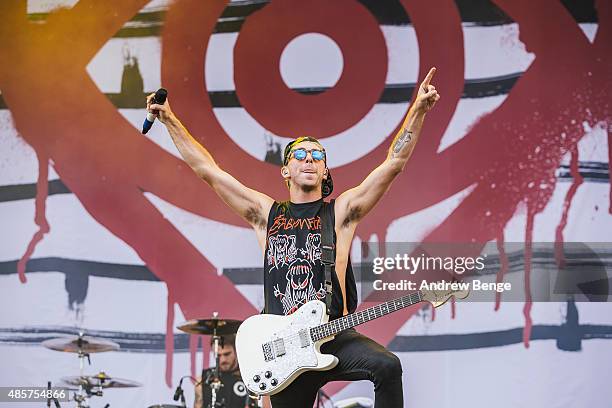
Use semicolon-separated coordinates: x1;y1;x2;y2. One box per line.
173;376;185;401
142;88;168;134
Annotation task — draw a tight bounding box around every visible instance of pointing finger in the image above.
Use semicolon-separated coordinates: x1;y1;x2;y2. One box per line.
421;67;437;88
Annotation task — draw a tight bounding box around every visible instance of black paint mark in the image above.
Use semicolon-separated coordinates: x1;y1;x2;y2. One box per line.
65;271;89;310
25;0;597;37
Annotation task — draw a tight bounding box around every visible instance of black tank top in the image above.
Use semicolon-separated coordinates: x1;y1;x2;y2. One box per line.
263;198;357;319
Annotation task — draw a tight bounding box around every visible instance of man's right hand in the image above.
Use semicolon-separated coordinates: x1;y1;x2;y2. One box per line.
146;92;175;125
146;90;273;248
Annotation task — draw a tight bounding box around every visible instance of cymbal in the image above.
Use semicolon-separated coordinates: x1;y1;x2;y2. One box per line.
42;335;119;353
61;372;141;389
177;318;242;335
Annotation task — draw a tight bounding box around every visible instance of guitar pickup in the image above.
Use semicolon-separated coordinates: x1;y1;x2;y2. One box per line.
299;329;310;348
273;338;286;357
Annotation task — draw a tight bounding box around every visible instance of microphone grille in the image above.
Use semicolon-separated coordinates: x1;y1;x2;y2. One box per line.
154;88;168;104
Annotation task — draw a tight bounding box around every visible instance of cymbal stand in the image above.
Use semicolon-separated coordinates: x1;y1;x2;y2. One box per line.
208;312;224;408
75;332;92;408
47;381;62;408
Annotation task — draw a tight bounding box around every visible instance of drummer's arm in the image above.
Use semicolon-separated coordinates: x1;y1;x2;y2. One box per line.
194;377;202;408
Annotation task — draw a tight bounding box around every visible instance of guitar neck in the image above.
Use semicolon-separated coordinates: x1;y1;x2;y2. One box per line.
310;291;423;342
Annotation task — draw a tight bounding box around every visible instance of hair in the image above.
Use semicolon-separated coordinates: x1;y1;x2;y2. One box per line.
282;136;325;166
210;334;236;350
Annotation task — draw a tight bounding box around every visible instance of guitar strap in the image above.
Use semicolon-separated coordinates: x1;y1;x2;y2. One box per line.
321;200;335;314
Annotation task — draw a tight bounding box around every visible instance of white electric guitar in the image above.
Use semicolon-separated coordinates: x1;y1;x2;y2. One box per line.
236;287;469;395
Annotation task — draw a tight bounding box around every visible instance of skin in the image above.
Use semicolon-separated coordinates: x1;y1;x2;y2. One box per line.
150;67;440;316
217;343;239;373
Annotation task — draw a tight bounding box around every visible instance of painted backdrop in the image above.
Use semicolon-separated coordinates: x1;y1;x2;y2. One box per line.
1;0;611;407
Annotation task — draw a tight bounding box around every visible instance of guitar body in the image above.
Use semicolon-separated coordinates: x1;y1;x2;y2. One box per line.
236;300;338;396
236;286;469;396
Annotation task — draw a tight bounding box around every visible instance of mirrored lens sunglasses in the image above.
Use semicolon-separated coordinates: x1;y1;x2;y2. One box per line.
290;148;326;162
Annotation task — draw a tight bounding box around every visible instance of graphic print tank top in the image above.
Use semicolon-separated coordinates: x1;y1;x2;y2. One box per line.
263;199;357;319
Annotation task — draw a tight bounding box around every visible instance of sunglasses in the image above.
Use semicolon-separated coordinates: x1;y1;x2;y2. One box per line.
289;148;326;162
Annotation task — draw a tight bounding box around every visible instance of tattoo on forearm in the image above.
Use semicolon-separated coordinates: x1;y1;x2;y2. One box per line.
392;128;413;155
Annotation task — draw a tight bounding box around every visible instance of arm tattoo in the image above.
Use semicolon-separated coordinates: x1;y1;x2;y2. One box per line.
392;128;413;155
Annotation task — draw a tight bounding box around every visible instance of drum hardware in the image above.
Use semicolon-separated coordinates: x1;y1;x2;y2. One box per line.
58;372;141;407
46;380;63;408
42;332;138;408
176;314;242;336
60;372;143;389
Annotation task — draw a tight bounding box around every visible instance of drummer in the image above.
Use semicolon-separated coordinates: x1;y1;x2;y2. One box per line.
194;335;270;408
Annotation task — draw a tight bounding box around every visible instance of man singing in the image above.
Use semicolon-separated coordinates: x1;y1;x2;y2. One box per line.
149;67;440;407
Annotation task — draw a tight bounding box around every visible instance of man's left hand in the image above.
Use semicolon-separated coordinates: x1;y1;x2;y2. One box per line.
414;67;440;113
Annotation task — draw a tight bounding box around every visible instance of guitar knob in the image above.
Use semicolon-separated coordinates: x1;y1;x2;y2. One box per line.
270;378;278;386
264;371;272;378
253;375;260;383
259;383;266;391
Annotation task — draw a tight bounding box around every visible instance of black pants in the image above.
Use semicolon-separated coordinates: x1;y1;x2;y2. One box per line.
269;329;403;408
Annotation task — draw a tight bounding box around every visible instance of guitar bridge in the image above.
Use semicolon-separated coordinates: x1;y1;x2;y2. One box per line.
262;342;273;362
273;338;286;357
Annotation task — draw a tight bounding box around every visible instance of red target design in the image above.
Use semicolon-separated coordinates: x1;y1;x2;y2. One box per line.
233;0;388;138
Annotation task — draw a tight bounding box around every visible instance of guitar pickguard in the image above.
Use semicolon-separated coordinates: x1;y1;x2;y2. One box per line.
240;300;334;395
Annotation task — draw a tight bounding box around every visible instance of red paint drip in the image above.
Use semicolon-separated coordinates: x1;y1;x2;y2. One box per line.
450;297;456;319
202;339;211;371
166;292;175;387
378;233;387;259
494;232;508;311
361;234;369;259
608;130;612;214
430;303;436;322
189;334;199;380
17;152;50;283
555;146;583;267
522;209;535;348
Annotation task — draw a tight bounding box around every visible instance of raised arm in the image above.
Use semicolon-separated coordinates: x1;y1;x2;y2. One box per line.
148;95;274;232
335;67;440;227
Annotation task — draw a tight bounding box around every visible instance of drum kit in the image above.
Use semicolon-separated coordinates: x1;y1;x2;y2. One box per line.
41;332;141;407
41;313;247;408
